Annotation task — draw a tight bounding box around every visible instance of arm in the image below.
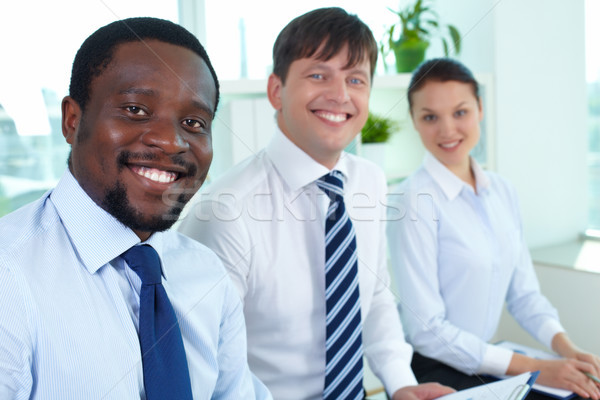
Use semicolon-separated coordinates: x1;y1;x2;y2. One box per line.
361;173;418;394
0;261;33;399
504;246;600;397
363;173;454;397
211;280;272;399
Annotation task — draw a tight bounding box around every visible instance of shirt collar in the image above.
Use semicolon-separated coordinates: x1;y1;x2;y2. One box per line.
265;126;351;191
423;152;490;200
50;169;167;278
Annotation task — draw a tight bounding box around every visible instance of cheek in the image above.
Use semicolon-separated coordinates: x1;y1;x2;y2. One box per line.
417;125;435;143
465;119;481;138
191;138;213;165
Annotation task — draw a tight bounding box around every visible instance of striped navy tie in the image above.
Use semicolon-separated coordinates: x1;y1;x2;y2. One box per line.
317;171;364;400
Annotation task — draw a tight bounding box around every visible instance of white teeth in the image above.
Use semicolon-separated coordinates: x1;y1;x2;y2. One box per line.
440;141;460;149
315;111;347;122
133;166;177;183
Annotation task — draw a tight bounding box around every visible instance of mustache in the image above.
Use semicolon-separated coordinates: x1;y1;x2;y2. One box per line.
116;151;198;178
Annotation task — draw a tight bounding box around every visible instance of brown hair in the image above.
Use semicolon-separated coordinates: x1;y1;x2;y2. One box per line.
272;7;377;83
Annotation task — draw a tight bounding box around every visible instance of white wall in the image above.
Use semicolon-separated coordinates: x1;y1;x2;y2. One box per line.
494;1;588;248
439;0;588;248
493;264;600;355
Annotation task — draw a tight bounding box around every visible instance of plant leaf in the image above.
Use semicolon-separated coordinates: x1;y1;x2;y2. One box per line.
442;38;449;57
448;25;461;54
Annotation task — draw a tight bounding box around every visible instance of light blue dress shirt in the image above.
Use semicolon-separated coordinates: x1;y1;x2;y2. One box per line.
387;153;564;377
0;170;271;400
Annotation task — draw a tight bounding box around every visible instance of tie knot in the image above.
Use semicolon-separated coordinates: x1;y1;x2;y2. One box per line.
121;244;162;285
316;170;344;199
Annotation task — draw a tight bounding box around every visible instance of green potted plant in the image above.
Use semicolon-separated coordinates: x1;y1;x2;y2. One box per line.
381;0;461;73
360;112;398;169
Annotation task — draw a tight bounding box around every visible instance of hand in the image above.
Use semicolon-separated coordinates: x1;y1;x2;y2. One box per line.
573;351;600;382
391;383;455;400
536;358;600;399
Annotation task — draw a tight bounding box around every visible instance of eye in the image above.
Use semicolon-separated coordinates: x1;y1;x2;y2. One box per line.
309;73;324;80
125;105;148;116
423;114;437;122
455;109;467;117
182;118;206;132
349;77;364;85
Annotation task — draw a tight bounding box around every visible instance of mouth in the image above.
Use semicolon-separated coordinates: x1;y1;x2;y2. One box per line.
313;110;350;123
129;165;180;184
439;140;461;149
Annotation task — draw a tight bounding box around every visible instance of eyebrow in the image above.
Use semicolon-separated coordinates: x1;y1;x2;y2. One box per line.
118;87;215;119
418;101;470;112
191;99;215;119
119;87;156;96
302;63;370;79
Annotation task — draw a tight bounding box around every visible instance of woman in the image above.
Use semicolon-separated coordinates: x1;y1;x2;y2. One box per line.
387;58;600;398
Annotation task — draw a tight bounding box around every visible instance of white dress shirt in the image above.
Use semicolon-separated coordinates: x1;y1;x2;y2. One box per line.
0;169;271;400
179;128;417;399
386;153;564;377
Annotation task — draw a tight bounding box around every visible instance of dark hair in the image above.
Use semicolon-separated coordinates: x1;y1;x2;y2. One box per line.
69;17;220;112
272;7;377;83
407;58;479;111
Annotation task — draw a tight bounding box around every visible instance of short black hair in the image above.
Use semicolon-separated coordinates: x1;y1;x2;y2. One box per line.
408;58;479;111
272;7;377;84
69;17;219;112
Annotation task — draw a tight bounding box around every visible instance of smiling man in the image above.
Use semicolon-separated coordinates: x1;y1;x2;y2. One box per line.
0;17;270;399
179;7;453;400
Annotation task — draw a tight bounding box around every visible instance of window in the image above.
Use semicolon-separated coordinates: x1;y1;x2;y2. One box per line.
0;0;178;217
586;0;600;231
204;0;401;80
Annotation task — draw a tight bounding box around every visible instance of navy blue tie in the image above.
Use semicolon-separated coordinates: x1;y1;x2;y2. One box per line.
317;171;364;400
121;245;193;400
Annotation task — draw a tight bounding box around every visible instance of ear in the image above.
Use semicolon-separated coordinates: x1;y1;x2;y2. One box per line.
61;96;81;145
267;73;283;111
477;97;484;122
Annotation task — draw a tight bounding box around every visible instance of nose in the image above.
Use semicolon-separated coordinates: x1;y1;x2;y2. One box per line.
141;119;189;154
439;117;455;138
325;76;350;103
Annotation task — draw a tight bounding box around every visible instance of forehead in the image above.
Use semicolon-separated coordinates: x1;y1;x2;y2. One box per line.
91;40;216;110
413;80;477;107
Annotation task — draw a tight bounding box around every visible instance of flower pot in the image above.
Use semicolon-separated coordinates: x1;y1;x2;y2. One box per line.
393;39;430;73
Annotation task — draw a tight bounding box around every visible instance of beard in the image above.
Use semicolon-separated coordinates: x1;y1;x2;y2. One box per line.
101;180;188;234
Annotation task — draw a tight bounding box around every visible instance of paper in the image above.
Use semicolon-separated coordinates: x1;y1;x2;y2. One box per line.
437;372;535;400
495;341;575;399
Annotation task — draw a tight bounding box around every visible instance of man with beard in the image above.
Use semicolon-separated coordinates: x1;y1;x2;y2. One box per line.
0;17;270;399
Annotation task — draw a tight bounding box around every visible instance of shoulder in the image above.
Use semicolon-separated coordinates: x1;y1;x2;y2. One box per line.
180;152;276;235
162;231;223;267
0;194;54;264
207;151;271;199
344;153;387;192
184;151;273;218
388;166;438;206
